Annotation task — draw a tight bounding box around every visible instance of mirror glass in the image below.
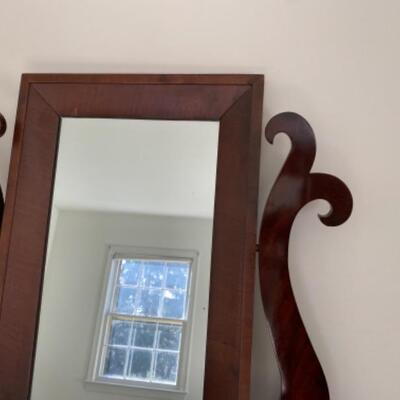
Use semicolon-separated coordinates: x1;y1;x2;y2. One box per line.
30;118;219;400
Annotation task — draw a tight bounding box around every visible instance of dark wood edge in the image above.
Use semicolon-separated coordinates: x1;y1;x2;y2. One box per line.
237;77;264;399
0;74;264;400
30;81;255;121
258;112;353;399
0;112;6;237
0;114;6;137
21;73;264;86
0;79;31;307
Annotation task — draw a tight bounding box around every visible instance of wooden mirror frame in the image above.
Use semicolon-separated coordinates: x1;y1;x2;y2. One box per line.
0;74;264;400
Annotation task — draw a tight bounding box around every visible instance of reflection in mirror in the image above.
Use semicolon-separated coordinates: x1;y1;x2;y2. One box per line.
30;119;219;400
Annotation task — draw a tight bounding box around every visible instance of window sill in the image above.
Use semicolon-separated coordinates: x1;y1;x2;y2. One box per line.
85;378;187;400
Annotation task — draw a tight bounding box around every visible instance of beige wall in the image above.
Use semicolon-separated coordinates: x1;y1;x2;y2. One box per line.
1;1;399;398
31;210;213;400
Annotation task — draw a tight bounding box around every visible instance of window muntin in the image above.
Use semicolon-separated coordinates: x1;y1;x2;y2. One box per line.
99;256;192;387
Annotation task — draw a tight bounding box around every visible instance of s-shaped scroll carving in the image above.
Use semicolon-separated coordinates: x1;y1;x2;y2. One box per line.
258;112;353;399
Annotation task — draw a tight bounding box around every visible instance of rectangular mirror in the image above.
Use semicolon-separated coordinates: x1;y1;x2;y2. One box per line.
32;118;219;400
0;74;263;400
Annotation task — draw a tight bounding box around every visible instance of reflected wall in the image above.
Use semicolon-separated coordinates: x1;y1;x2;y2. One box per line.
30;119;219;400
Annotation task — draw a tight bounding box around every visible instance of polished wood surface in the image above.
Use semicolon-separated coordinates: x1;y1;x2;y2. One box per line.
0;74;264;400
258;112;353;399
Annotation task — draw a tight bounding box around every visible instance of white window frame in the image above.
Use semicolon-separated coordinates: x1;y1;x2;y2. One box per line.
86;245;198;399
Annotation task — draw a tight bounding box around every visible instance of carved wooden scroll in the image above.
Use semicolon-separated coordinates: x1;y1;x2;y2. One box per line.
258;112;353;399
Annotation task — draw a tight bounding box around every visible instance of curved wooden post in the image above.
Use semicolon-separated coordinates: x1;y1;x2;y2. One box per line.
258;112;353;399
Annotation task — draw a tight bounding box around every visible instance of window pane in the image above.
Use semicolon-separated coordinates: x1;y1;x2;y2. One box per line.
136;288;161;317
165;263;189;290
162;291;185;319
103;347;127;377
119;260;141;286
128;349;152;381
132;322;156;348
158;325;181;351
142;261;165;288
103;256;192;387
115;287;137;314
109;320;131;346
154;352;178;384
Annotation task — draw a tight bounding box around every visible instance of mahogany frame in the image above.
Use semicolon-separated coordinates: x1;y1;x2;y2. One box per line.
0;74;264;400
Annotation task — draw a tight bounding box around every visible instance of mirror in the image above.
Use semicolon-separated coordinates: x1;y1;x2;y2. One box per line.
30;118;219;400
0;74;263;400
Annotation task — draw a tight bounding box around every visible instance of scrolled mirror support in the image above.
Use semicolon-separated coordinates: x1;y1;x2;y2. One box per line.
258;112;353;399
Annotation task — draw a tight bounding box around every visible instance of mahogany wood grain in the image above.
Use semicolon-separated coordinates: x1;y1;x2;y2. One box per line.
258;112;353;399
0;74;264;400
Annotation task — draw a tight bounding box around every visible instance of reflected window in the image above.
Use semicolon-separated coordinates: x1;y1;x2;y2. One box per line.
95;251;193;389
